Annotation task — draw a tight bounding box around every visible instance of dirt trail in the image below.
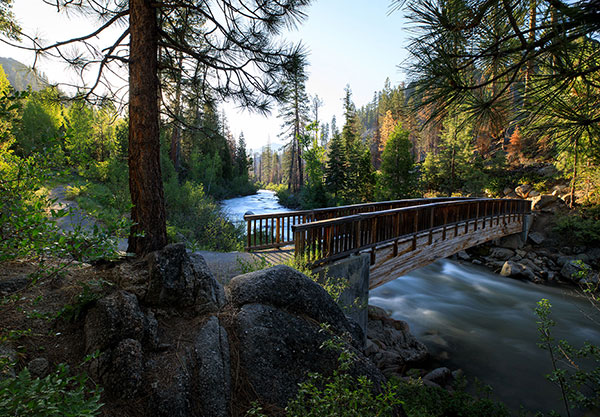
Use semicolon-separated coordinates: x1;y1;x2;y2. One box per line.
48;186;263;284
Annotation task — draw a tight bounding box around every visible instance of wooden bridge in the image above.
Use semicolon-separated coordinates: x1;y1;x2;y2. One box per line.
244;197;532;289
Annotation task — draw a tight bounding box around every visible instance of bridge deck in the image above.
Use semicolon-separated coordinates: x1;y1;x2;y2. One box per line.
244;197;531;287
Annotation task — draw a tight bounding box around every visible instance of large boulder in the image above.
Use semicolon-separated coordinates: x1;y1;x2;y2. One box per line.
191;316;231;417
366;306;428;374
560;260;590;283
494;234;525;250
229;265;385;409
235;303;384;408
228;265;359;343
84;290;146;353
145;243;225;313
531;195;558;211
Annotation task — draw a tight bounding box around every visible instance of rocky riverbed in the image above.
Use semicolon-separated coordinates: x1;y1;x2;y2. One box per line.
454;189;599;288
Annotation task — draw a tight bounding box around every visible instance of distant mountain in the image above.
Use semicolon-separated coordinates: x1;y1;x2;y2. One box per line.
0;57;48;91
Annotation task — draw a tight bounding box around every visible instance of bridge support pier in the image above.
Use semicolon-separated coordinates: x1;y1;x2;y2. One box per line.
314;253;370;347
521;213;533;243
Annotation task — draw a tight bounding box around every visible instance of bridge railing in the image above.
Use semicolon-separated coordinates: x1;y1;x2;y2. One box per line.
243;197;474;251
291;198;531;266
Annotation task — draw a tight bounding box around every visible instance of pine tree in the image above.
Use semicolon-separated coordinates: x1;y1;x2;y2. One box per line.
325;130;346;202
278;53;309;193
340;85;373;203
235;132;249;179
378;122;415;199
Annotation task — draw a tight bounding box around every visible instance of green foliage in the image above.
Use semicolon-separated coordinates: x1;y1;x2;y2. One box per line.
395;377;510;417
535;299;600;415
300;122;329;209
13;88;66;157
56;280;111;322
247;325;403;417
0;362;103;417
164;176;243;251
237;256;271;274
422;113;489;195
553;207;600;246
377;122;416;199
325;130;347;201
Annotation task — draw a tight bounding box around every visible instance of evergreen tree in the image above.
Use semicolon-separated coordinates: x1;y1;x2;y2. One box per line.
235;132;249;178
378;122;415;199
340;85;374;203
325;130;346;201
278;53;310;193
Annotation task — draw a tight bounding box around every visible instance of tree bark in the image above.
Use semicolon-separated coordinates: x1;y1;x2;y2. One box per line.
127;0;168;255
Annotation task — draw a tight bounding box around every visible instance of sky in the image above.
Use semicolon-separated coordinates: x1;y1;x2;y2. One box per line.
2;0;411;152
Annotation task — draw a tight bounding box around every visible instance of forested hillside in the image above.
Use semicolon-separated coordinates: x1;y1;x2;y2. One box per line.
0;56;47;91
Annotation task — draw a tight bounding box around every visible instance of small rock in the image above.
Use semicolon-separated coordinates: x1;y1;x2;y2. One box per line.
457;251;471;261
0;276;29;296
515;184;533;198
368;305;390;320
500;261;536;280
28;357;49;378
423;367;452;386
489;247;515;261
365;339;380;356
560;260;591;283
528;190;540;198
528;232;545;245
586;248;600;264
581;273;599;286
502;187;513;196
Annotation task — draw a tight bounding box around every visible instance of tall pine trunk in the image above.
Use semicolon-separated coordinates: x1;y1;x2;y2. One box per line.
127;0;168;255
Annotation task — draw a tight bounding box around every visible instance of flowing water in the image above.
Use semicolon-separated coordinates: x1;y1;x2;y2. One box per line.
221;191;600;415
370;260;600;415
220;189;291;225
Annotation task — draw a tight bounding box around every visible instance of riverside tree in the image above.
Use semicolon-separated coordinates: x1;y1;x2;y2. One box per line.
2;0;311;255
278;53;310;193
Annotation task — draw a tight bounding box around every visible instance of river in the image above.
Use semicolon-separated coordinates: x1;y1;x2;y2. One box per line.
221;190;600;415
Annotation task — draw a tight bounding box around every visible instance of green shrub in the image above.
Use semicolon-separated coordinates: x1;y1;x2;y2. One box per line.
164;177;243;251
247;327;403;417
395;377;510;417
535;299;600;414
0;362;103;417
554;209;600;246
